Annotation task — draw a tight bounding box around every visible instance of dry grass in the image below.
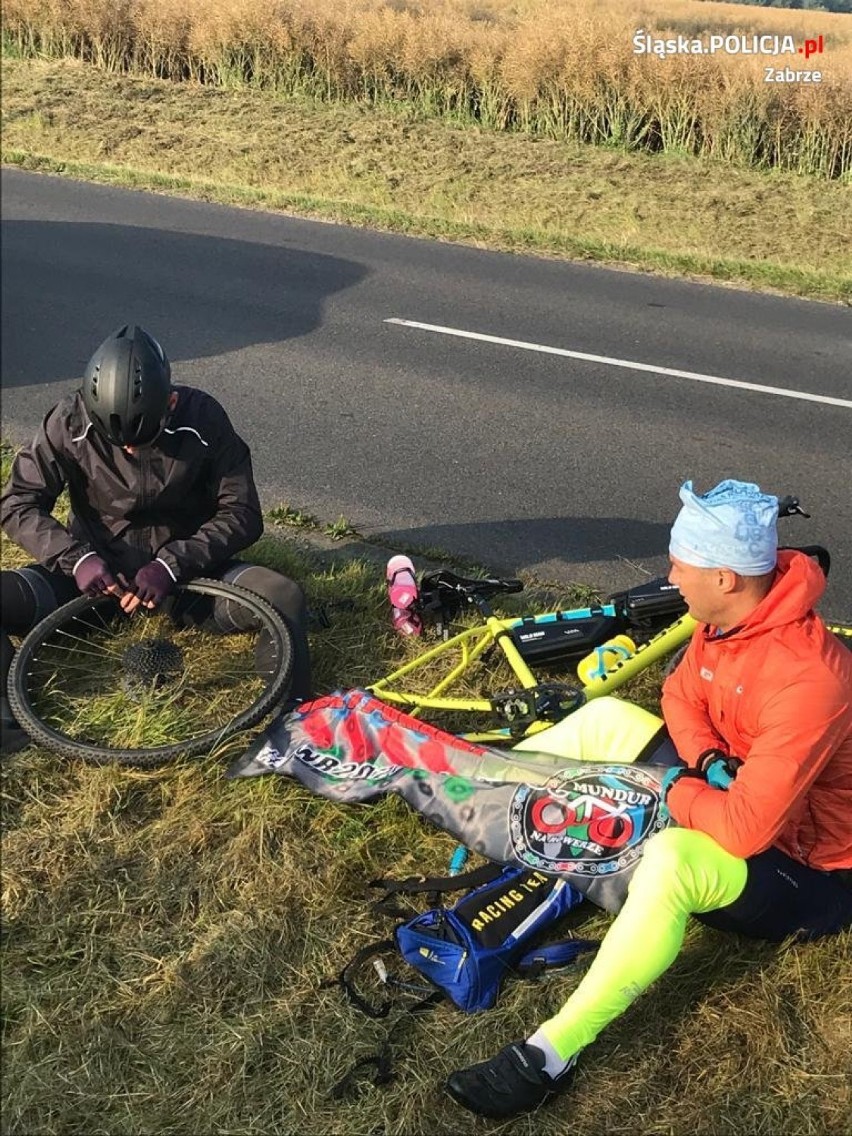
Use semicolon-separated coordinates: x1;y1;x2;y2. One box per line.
2;0;851;177
2;440;852;1135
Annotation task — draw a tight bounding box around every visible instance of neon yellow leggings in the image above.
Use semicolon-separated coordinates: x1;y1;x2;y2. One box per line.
539;826;747;1057
513;698;749;1059
512;694;667;763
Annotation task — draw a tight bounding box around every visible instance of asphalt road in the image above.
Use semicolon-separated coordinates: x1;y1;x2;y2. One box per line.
2;169;851;616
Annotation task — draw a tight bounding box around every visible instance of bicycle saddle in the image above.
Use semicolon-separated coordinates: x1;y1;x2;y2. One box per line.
419;570;524;602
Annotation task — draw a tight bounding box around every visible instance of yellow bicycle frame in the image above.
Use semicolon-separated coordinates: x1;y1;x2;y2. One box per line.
368;608;698;743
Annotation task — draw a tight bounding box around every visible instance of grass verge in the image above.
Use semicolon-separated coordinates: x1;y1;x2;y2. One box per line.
3;0;851;178
2;57;851;302
2;446;851;1135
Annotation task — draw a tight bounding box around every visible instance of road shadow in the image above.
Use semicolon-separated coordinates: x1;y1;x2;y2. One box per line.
0;220;369;390
371;515;674;576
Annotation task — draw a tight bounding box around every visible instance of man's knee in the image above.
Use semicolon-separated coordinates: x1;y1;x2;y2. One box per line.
1;566;75;634
544;696;663;763
222;564;306;626
255;570;307;625
637;827;699;881
629;828;747;915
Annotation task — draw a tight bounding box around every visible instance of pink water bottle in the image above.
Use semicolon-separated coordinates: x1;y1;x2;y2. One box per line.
386;555;422;636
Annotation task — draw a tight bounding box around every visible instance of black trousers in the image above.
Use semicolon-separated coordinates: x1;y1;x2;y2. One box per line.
697;845;852;940
0;560;312;724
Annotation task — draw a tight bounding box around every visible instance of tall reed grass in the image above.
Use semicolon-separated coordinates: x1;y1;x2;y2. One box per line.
2;0;850;177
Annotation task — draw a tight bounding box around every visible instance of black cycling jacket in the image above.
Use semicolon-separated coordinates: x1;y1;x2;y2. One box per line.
0;386;264;581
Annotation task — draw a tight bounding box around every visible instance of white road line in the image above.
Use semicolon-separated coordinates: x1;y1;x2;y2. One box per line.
385;318;852;409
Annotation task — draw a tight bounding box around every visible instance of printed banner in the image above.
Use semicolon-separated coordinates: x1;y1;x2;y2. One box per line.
227;689;671;912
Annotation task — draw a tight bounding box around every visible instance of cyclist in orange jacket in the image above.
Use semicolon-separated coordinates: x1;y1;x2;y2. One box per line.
446;479;852;1120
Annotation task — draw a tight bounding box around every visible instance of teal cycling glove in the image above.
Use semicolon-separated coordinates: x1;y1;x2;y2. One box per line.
658;751;742;815
659;764;702;804
697;748;743;791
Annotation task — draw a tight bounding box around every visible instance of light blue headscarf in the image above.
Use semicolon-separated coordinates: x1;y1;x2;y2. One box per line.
669;479;778;575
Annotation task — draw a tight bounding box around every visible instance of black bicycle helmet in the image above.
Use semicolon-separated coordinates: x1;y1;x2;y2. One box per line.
82;325;172;447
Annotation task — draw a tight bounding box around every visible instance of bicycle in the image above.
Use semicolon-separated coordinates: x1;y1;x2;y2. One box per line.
7;578;294;767
368;498;851;744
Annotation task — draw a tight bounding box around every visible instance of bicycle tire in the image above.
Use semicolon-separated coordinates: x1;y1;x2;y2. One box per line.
662;642;690;678
8;578;294;768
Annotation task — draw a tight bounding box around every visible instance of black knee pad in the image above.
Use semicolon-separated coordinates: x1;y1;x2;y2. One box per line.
1;566;76;634
221;564;307;627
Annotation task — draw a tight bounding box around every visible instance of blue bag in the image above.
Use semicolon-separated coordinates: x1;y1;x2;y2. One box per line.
394;863;595;1012
334;862;596;1018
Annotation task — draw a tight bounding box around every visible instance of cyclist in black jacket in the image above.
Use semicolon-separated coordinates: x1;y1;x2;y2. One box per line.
1;324;312;755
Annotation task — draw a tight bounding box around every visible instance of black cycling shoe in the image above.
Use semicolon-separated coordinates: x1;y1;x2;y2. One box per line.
445;1041;578;1119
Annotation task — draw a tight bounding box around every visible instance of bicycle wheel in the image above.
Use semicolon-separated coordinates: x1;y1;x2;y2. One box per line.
662;642;690;677
8;579;294;767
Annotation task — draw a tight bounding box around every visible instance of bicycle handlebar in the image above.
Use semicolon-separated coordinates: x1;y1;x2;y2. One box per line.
777;495;810;519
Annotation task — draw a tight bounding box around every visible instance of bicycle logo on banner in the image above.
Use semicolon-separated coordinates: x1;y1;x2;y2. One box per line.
508;766;667;877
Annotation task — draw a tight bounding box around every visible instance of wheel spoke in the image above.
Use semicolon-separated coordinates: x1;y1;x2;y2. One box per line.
30;639;119;663
76;605;118;634
50;627;123;658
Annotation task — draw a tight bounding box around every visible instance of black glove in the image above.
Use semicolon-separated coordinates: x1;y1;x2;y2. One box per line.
129;559;176;607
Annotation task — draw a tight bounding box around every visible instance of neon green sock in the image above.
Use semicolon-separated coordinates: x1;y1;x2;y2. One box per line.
539;827;748;1060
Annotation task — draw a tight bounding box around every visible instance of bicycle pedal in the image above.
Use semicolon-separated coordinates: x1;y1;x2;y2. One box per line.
491;689;535;725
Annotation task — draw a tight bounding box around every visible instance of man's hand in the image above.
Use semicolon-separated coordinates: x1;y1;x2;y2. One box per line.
658;763;706;820
697;749;743;791
659;764;690;802
73;553;123;598
120;559;176;614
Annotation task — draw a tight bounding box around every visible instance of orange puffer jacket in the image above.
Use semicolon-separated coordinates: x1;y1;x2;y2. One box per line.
662;550;852;870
